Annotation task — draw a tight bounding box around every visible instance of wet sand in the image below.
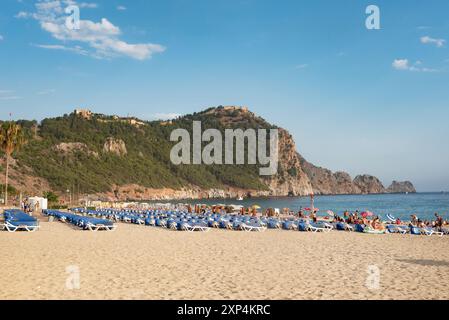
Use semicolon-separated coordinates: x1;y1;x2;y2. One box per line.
1;221;449;300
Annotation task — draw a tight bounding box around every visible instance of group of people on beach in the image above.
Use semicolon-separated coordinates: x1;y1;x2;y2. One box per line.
187;203;448;232
408;213;447;231
20;198;39;215
295;208;448;232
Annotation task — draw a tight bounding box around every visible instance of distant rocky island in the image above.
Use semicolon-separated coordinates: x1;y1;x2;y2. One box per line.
3;106;416;201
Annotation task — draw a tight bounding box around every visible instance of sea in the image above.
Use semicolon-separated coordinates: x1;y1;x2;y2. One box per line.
151;192;449;221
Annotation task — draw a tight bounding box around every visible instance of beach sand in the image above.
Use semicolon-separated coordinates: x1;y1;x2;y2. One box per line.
1;221;449;300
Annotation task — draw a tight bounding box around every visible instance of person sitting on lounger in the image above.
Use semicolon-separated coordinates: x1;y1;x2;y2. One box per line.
372;216;385;231
311;211;317;223
417;219;426;228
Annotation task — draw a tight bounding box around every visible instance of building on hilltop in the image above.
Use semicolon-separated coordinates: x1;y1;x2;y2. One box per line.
74;109;93;119
222;106;249;112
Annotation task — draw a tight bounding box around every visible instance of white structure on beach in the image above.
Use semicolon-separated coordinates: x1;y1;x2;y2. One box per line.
28;197;48;211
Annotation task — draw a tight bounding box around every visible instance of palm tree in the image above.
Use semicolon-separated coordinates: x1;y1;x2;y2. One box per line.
0;122;25;206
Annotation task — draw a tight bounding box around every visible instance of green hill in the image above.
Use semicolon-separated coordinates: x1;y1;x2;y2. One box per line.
13;106;274;196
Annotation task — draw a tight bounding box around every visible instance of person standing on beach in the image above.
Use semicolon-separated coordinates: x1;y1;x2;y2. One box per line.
411;214;418;226
435;213;443;231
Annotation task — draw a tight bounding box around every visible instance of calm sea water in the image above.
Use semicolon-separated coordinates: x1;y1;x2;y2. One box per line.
152;193;449;221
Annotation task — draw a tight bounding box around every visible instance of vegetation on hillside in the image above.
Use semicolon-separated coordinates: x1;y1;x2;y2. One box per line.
13;107;274;195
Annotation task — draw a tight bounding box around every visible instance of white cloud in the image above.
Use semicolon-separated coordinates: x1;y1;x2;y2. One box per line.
392;59;410;70
15;11;32;19
0;34;3;41
392;59;437;72
117;5;127;11
0;96;22;101
153;113;181;120
18;0;165;60
420;36;446;48
34;43;89;55
0;90;22;101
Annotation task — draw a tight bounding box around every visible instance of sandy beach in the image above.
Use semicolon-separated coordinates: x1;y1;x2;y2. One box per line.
1;220;449;300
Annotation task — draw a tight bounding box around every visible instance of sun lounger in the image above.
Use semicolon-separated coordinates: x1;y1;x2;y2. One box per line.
44;210;116;231
297;221;331;232
336;222;354;232
282;221;297;230
240;222;266;232
386;224;408;234
177;221;210;232
85;220;116;231
419;227;443;237
308;222;333;233
267;220;281;229
3;210;40;232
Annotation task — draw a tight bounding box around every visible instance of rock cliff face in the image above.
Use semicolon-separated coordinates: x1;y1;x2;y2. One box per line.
54;142;99;158
103;138;127;156
263;129;313;196
353;175;386;194
387;181;416;193
299;157;361;194
298;156;416;195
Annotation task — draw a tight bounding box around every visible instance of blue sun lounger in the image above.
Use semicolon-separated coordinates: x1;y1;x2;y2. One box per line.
177;220;210;232
3;210;40;232
335;222;354;231
267;220;281;229
410;226;443;236
386;224;408;234
282;221;297;230
44;210;116;231
240;220;267;232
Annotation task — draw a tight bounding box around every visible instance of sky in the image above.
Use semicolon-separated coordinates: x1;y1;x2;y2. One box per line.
0;0;449;192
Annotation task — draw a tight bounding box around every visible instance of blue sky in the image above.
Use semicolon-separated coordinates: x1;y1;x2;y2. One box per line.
1;0;449;191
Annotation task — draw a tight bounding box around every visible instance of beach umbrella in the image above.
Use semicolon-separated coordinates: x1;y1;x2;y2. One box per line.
251;205;261;209
361;211;374;218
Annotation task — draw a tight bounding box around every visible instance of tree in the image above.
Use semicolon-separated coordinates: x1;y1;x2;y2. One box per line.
43;191;59;203
0;122;25;206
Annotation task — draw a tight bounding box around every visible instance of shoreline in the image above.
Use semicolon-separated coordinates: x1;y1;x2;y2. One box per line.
101;191;426;205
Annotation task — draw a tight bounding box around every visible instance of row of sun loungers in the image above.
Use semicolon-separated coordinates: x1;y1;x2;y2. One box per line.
3;208;446;236
1;210;40;232
70;209;342;233
44;210;116;231
386;224;444;236
78;208;449;236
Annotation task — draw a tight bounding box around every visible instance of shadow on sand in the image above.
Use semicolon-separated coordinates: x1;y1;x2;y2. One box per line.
397;259;449;267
